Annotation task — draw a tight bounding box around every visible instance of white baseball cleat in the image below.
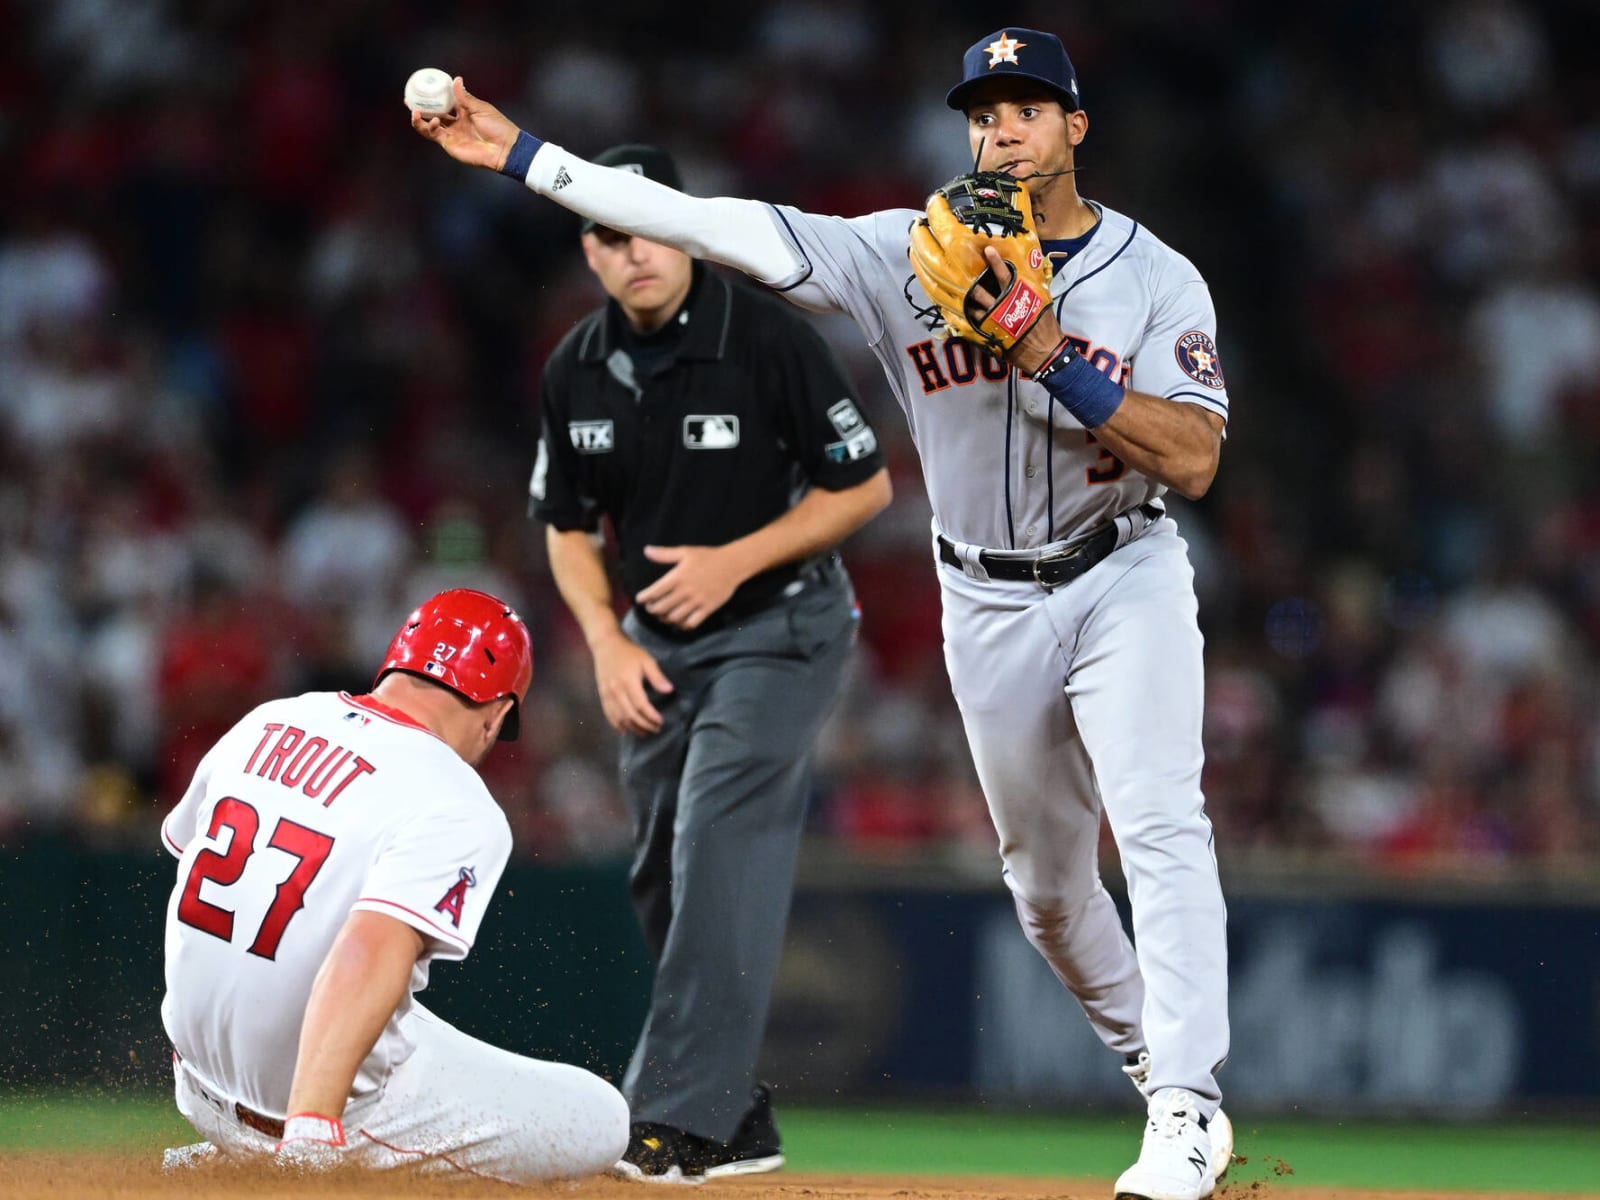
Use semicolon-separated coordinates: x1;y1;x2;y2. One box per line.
1207;1107;1233;1184
1117;1055;1231;1185
1113;1089;1216;1200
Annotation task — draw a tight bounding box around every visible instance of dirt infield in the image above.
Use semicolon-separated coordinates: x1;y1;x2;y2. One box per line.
0;1154;1577;1200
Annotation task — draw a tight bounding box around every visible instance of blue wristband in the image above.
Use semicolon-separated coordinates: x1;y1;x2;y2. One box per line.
1038;349;1125;429
498;130;544;182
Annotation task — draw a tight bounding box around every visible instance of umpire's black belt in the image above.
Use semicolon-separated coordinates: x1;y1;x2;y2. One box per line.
938;503;1162;590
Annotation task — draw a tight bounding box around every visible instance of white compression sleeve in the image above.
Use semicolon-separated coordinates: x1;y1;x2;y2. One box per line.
524;143;806;288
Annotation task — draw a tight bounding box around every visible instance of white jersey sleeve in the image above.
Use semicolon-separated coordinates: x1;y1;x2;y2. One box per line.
519;141;920;350
525;143;805;287
1126;253;1231;424
159;747;211;858
159;704;271;858
353;792;511;961
764;205;924;341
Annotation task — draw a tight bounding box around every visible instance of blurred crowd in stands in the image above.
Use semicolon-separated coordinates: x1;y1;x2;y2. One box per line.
2;0;1597;877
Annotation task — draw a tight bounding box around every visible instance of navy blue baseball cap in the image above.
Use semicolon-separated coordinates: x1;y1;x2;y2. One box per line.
581;144;684;234
946;28;1081;112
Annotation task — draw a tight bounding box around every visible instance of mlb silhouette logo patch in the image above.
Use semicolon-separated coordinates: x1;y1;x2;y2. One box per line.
683;415;740;448
569;420;615;453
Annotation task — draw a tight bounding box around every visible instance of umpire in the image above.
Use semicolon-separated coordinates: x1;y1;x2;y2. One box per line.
528;144;891;1182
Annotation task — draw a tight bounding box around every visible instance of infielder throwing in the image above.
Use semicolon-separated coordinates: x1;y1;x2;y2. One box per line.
160;588;628;1182
416;24;1232;1200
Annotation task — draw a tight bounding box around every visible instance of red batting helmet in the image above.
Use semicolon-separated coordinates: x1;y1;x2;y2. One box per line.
375;589;534;741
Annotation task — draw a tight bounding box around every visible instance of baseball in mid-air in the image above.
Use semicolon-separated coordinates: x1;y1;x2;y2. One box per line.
404;68;455;116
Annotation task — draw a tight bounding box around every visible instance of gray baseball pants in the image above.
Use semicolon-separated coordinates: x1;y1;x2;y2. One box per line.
617;569;856;1141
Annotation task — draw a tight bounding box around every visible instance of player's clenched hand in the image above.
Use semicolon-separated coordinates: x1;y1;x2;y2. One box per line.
410;77;519;172
637;545;744;631
970;245;1064;376
273;1114;347;1173
592;633;674;736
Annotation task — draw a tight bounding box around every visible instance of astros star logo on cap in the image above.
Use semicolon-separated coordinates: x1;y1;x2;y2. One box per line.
985;32;1026;67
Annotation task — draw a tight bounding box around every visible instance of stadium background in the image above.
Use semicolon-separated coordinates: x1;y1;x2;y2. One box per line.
2;0;1599;1185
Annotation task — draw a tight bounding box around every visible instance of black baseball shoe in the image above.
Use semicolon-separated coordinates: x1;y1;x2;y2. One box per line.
702;1083;784;1178
615;1086;785;1184
615;1122;707;1185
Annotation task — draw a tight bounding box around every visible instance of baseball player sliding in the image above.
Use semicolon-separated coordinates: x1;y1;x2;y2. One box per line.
416;24;1232;1200
159;589;628;1182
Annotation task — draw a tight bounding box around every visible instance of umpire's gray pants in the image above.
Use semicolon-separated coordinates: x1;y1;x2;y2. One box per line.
618;570;856;1141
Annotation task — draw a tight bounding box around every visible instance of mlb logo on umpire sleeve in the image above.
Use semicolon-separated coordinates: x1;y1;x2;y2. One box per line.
683;415;740;448
568;420;615;453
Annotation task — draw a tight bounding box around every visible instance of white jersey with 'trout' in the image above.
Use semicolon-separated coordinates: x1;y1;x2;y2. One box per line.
160;690;511;1119
765;201;1231;551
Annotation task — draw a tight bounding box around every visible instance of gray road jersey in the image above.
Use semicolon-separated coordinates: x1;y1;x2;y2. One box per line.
765;201;1231;551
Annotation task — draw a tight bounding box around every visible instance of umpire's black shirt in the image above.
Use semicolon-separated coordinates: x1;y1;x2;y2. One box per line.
531;264;885;632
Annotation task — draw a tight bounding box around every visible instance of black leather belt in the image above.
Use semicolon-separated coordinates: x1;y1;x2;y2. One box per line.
235;1104;285;1140
634;558;839;641
938;504;1161;590
173;1049;286;1139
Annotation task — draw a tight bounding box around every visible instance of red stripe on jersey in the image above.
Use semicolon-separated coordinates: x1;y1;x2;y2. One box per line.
356;1128;498;1180
161;819;185;857
353;896;471;952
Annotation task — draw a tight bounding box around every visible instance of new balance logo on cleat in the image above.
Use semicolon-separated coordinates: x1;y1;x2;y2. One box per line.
1113;1089;1218;1200
553;166;572;190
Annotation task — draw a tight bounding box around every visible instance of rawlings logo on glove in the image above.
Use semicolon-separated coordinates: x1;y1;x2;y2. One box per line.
907;171;1052;355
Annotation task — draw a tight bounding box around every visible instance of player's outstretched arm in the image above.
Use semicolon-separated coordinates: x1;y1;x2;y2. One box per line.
410;78;802;286
279;911;425;1148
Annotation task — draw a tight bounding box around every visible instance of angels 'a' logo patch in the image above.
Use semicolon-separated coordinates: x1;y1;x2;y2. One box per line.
1175;331;1226;389
433;866;477;929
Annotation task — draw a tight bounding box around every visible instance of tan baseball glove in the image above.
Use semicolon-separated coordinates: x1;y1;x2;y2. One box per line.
908;171;1052;355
